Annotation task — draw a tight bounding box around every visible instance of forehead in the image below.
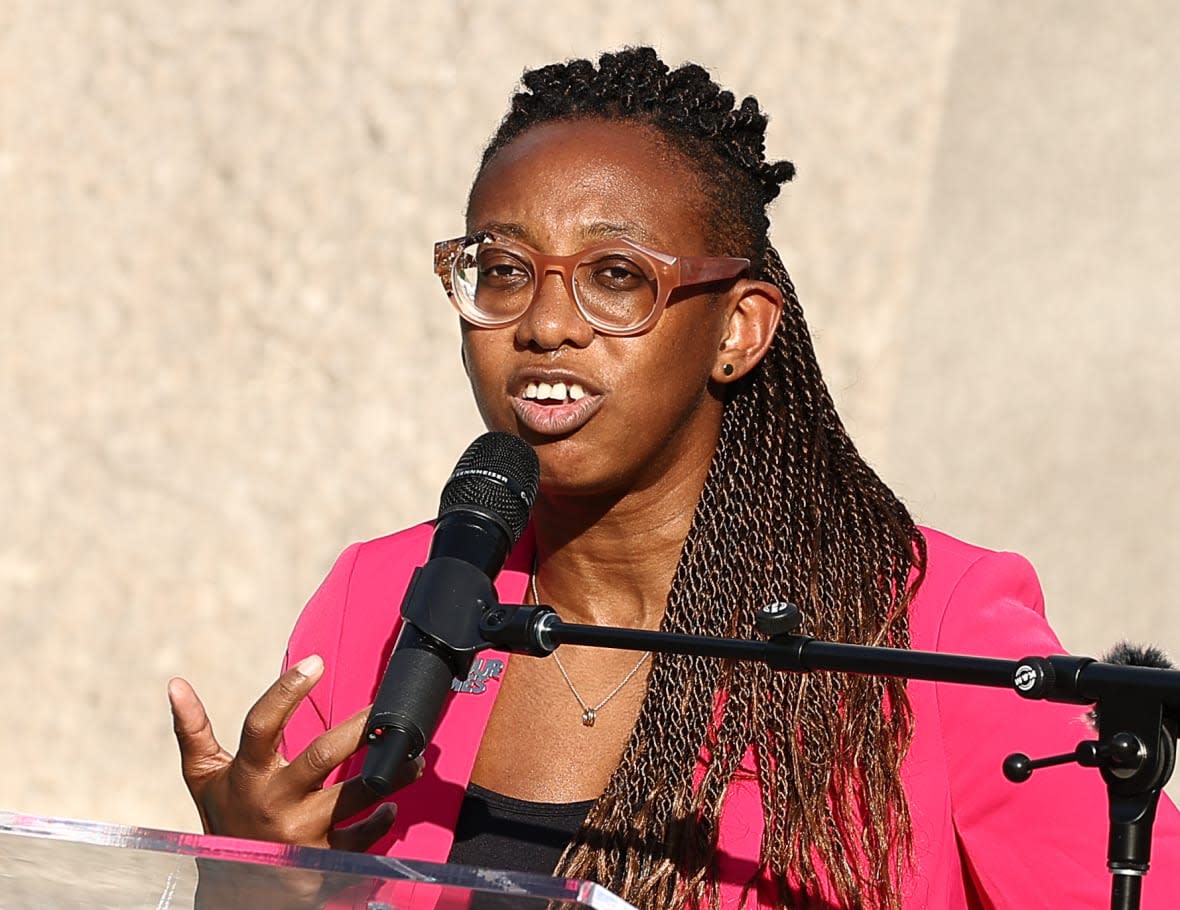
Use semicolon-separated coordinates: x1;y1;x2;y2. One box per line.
466;119;710;254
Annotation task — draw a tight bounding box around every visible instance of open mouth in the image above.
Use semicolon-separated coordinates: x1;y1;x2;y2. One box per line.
511;379;603;435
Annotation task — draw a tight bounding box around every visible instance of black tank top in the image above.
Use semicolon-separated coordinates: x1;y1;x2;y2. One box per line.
447;782;594;876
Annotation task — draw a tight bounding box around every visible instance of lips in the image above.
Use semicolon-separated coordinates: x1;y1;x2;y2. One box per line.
509;370;604;436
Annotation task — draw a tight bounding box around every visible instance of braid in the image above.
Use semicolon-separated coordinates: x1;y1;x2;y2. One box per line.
476;48;926;910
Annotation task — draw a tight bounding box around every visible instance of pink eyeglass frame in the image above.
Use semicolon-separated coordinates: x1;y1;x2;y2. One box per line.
433;230;751;336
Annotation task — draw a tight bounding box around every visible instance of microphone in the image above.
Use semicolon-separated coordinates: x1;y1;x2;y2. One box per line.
1087;641;1175;730
1087;641;1178;884
1102;641;1174;671
361;432;539;795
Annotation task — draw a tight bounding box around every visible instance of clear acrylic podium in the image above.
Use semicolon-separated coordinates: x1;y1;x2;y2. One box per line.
0;811;636;909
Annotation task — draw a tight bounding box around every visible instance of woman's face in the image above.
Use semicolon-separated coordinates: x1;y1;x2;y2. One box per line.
461;119;740;500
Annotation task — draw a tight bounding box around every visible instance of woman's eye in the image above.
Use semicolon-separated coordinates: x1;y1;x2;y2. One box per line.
477;255;530;287
591;258;646;290
482;264;524;278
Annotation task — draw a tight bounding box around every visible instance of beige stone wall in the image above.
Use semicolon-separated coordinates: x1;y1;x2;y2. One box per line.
1;1;1176;832
886;2;1180;659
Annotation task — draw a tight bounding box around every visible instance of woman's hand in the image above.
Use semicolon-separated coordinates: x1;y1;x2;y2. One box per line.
168;655;423;852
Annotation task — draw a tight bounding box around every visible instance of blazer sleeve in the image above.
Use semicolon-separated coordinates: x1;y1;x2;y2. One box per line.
279;542;364;764
932;551;1180;908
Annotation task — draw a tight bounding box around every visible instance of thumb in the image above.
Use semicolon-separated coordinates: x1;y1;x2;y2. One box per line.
168;677;231;784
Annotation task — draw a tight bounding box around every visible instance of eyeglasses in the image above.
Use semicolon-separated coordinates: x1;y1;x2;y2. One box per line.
433;231;750;336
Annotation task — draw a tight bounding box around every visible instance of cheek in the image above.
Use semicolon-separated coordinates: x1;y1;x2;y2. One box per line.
459;326;493;381
458;328;475;379
460;328;513;424
647;304;727;381
614;327;719;430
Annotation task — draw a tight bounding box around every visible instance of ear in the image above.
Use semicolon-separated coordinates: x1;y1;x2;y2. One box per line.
711;279;783;383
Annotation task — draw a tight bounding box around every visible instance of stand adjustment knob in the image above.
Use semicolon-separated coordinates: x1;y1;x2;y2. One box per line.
1108;732;1149;778
1002;748;1086;782
1002;753;1035;783
1004;734;1149;784
756;602;802;639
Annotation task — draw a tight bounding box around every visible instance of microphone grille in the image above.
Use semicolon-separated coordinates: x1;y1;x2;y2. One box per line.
439;432;540;544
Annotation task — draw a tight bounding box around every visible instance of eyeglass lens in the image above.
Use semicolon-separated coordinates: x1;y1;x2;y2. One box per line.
453;239;660;329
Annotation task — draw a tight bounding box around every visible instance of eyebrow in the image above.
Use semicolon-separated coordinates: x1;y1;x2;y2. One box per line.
583;221;645;242
472;220;659;247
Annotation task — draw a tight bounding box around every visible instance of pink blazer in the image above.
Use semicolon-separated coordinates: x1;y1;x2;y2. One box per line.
282;525;1180;908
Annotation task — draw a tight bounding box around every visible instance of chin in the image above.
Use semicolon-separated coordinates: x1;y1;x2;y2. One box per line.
534;450;618;500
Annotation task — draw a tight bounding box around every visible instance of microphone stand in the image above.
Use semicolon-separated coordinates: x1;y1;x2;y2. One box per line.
478;600;1179;910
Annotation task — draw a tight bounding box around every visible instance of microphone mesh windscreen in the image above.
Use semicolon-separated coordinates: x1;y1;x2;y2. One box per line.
438;432;540;543
1102;640;1174;670
1087;640;1174;729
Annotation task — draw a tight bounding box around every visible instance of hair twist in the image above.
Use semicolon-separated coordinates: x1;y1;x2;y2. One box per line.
473;47;925;910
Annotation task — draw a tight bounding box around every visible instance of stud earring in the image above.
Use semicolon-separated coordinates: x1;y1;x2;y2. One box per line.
722;362;735;377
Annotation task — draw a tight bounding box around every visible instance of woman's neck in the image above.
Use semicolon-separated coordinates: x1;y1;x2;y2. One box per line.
529;457;710;630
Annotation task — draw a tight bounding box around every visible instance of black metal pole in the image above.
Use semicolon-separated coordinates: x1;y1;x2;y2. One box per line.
1112;872;1141;910
544;619;1025;690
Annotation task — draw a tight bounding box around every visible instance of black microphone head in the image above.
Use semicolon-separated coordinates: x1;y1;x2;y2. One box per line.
1086;640;1174;729
1101;640;1174;670
438;432;540;544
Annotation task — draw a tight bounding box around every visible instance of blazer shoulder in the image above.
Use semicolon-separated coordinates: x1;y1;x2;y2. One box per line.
910;526;1046;653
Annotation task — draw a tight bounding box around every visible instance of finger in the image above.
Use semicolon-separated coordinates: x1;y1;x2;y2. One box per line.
236;654;324;769
327;802;398;853
325;755;424;826
168;677;231;783
281;704;372;793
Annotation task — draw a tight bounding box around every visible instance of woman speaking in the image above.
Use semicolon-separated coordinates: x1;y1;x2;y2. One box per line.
169;47;1180;909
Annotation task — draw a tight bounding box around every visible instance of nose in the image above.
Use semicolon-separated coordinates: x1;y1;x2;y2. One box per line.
514;266;595;351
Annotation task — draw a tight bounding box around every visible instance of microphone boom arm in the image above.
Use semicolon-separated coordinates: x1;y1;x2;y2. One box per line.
480;600;1180;909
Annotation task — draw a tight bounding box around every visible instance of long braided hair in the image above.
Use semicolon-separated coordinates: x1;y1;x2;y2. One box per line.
474;48;927;910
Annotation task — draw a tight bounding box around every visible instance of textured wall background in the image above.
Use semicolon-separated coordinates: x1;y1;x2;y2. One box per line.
2;1;1176;833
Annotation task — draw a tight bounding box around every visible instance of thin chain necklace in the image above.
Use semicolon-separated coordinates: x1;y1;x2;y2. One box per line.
530;563;651;727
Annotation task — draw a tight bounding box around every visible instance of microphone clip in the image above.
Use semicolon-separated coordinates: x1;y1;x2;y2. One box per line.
398;557;501;673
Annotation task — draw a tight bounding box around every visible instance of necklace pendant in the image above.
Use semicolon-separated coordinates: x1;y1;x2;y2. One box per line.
581;708;597;727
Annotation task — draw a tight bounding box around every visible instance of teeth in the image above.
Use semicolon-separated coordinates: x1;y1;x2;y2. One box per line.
522;381;588;402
